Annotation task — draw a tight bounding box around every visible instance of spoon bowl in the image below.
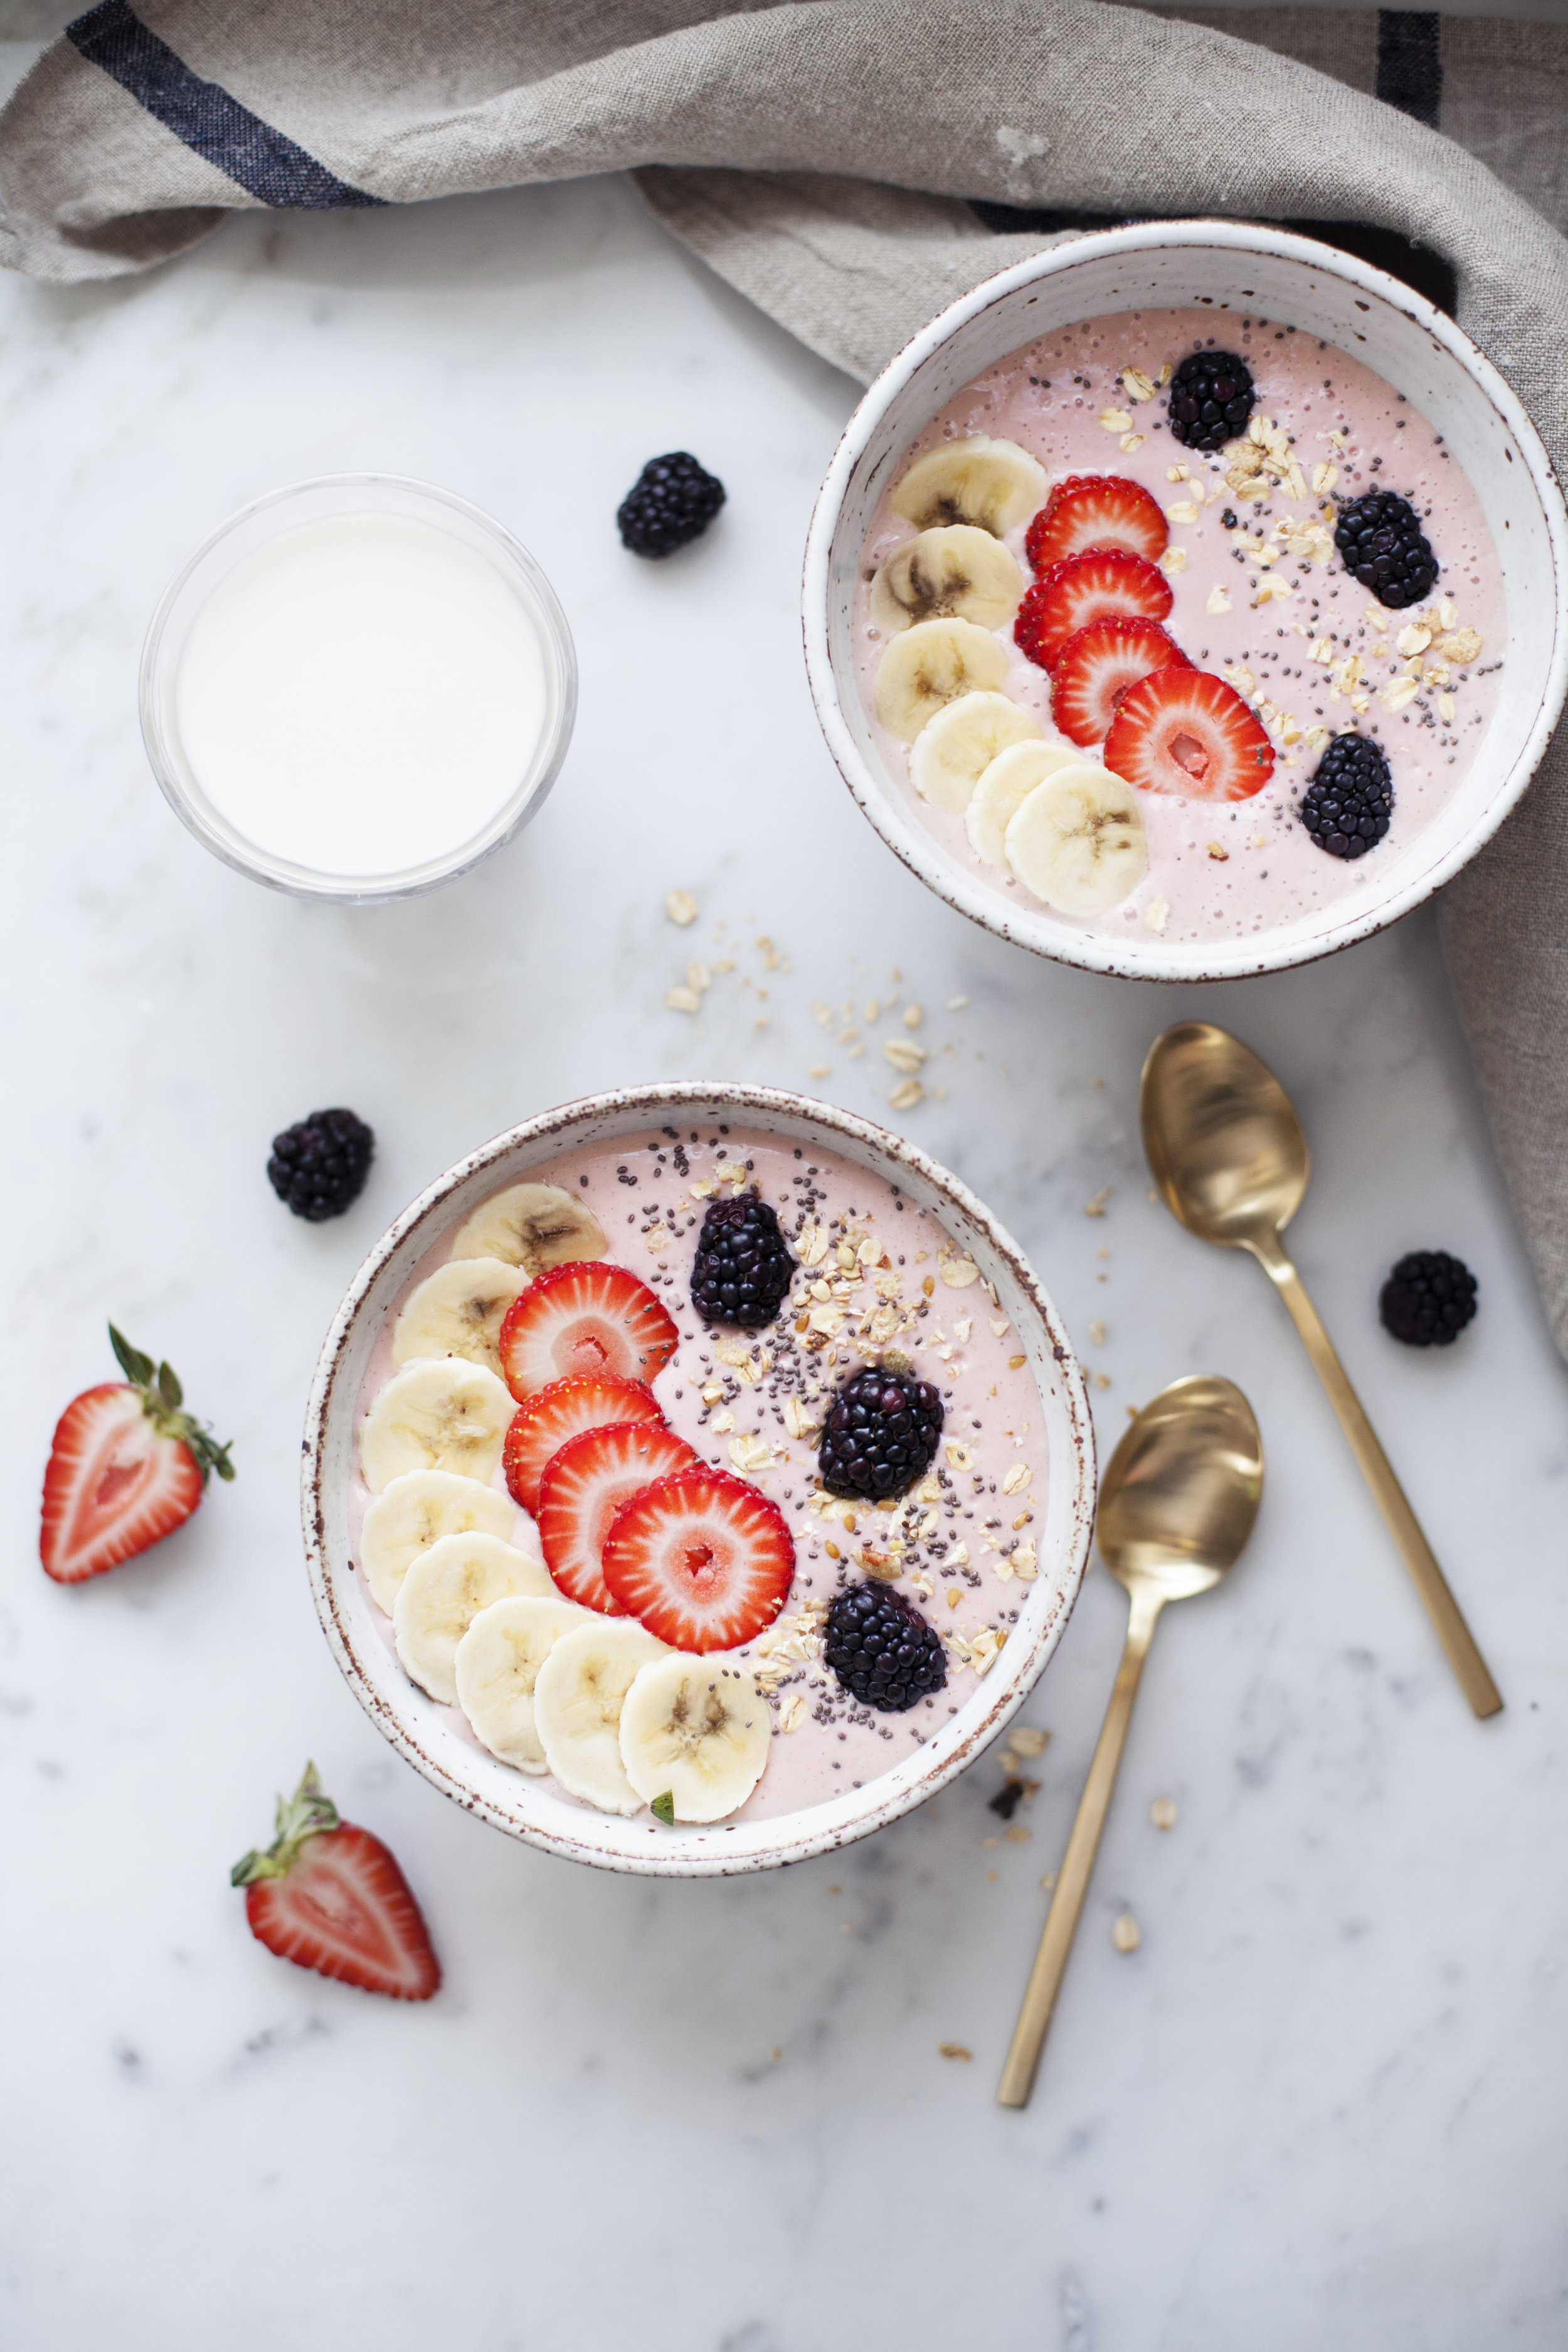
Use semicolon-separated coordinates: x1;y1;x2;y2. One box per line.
1098;1374;1263;1604
1141;1022;1308;1251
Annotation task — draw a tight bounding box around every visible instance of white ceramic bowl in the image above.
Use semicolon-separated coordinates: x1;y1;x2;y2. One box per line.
141;474;577;903
803;220;1568;982
302;1084;1096;1877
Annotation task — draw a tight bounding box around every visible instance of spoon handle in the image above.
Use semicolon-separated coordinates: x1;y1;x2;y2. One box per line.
1253;1232;1502;1719
996;1584;1162;2108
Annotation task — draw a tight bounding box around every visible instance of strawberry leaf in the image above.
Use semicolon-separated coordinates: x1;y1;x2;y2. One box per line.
650;1791;676;1827
109;1323;156;1388
157;1362;183;1411
231;1762;341;1886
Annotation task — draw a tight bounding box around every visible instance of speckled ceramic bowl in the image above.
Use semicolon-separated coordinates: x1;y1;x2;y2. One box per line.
803;219;1568;983
303;1084;1096;1878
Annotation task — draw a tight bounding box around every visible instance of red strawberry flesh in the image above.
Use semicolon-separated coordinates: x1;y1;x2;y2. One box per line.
1103;666;1276;802
1014;549;1173;672
502;1373;665;1515
601;1467;794;1653
498;1260;678;1402
234;1766;439;2001
1049;617;1191;747
1025;475;1168;571
537;1421;700;1613
40;1384;203;1584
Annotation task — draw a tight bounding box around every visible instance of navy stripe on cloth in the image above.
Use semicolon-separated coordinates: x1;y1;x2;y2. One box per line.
1375;10;1443;128
67;0;383;208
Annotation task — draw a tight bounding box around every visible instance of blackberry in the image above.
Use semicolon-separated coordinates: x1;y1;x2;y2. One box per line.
1332;490;1438;608
824;1581;947;1714
616;452;726;558
267;1108;374;1222
1379;1251;1478;1347
818;1365;943;1500
690;1193;794;1328
1167;349;1256;450
1298;733;1394;859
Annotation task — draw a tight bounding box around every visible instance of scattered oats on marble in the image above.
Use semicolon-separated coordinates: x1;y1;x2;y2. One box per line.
1084;1187;1111;1219
1111;1914;1142;1953
1150;1797;1179;1830
1088;1320;1108;1346
665;888;698;926
882;1037;926;1073
888;1078;924;1112
939;2044;973;2062
1010;1726;1049;1759
665;985;701;1014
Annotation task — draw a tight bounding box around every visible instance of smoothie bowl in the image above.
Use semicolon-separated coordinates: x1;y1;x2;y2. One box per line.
804;221;1568;982
304;1086;1096;1877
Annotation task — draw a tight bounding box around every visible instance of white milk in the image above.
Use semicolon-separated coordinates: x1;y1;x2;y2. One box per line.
175;514;548;879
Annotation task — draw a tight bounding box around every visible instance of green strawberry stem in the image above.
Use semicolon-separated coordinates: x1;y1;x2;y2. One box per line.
650;1791;676;1827
109;1322;236;1485
231;1764;341;1887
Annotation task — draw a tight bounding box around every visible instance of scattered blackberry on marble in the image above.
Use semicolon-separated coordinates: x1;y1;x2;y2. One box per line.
1298;733;1394;860
616;452;726;558
824;1581;947;1714
267;1108;374;1222
1166;349;1256;450
1332;490;1438;608
690;1193;795;1328
818;1364;943;1500
1379;1251;1478;1347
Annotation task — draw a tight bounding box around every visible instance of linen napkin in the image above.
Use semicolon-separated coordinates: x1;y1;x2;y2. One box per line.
3;1;1565;1352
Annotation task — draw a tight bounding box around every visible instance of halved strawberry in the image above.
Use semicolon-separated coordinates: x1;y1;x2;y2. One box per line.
503;1374;665;1515
1014;550;1172;672
601;1468;794;1653
1049;617;1192;747
498;1260;678;1402
1103;667;1276;801
537;1421;701;1613
40;1325;235;1584
233;1764;440;2001
1025;475;1168;571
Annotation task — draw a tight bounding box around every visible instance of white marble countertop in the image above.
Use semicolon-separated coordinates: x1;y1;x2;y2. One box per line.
4;122;1567;2352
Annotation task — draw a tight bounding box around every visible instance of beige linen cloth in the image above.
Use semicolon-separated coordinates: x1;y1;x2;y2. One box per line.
3;1;1565;1348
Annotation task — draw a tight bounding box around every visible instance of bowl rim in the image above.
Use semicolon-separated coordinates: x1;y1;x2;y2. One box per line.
301;1081;1098;1877
802;216;1568;983
139;470;579;906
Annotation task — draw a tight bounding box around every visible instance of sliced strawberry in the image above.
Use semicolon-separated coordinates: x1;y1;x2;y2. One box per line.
233;1765;440;2001
1014;550;1172;672
498;1260;679;1402
503;1373;665;1515
601;1468;794;1653
1049;617;1192;747
40;1326;235;1584
1025;475;1168;571
537;1421;701;1613
1104;666;1276;802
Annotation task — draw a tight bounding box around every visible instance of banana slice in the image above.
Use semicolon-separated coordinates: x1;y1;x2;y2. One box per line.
870;526;1024;635
890;436;1047;538
393;1530;555;1705
358;1358;514;1493
391;1257;526;1379
1005;763;1150;916
875;619;1009;744
449;1182;607;1274
359;1468;518;1615
454;1594;596;1771
911;690;1044;813
966;740;1086;866
618;1654;771;1823
533;1618;669;1816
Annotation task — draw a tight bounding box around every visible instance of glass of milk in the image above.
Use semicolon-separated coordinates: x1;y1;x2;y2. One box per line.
140;475;577;900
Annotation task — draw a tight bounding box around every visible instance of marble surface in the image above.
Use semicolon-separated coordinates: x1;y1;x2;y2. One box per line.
3;134;1568;2352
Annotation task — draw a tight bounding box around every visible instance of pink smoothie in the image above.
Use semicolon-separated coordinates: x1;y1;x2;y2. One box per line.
857;305;1503;945
351;1126;1046;1823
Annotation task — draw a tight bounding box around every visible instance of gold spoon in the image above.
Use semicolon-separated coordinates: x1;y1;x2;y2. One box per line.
1140;1020;1500;1720
997;1374;1263;2109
